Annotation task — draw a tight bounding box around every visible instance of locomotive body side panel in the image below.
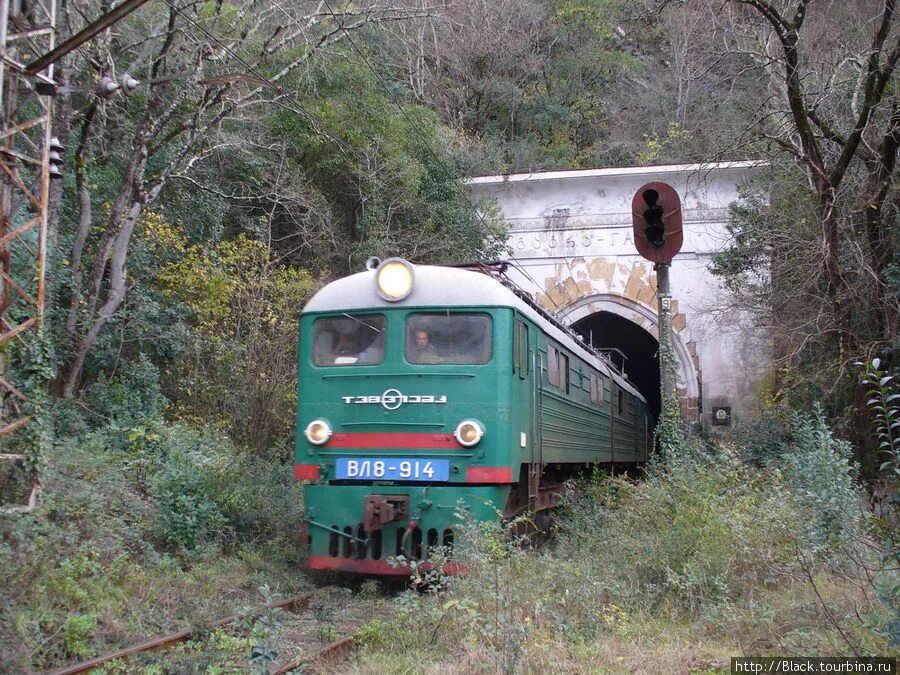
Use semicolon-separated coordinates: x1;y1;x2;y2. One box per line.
543;346;612;464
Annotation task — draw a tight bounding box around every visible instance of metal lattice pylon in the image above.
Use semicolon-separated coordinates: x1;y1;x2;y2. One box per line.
0;0;56;512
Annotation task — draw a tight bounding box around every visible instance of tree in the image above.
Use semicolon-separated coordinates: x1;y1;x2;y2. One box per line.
157;234;316;448
381;0;639;172
51;0;451;397
702;0;900;473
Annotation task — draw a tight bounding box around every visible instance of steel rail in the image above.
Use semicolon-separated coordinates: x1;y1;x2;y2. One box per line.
273;635;355;674
49;594;312;674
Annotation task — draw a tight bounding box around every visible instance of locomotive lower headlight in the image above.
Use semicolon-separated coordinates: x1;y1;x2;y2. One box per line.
454;420;484;447
305;419;332;445
375;258;414;302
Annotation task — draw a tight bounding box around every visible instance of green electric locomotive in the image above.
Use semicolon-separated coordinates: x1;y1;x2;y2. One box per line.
295;258;650;575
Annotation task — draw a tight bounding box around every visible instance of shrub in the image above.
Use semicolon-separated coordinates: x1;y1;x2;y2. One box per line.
150;457;227;552
556;440;796;614
141;424;304;555
775;406;862;560
207;452;304;551
62;613;97;658
858;358;900;647
735;407;790;465
82;354;168;430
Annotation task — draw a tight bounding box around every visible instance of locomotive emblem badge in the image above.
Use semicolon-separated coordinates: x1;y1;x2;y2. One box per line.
341;388;448;410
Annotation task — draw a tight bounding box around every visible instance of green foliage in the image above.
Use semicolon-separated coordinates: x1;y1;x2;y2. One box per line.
0;328;55;505
207;445;304;551
857;358;900;647
62;612;98;658
655;330;682;455
354;415;894;671
383;513;536;671
561;440;797;613
82;354;168;431
450;0;638;172
711;166;808;313
859;358;900;479
270;56;507;271
354;617;396;650
776;406;861;560
1;442;148;669
139;423;303;555
157;235;317;448
711;163;899;476
235;585;284;672
0;418;308;672
150;457;228;553
735;409;790;465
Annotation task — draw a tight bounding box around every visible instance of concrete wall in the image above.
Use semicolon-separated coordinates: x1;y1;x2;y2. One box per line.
466;162;769;433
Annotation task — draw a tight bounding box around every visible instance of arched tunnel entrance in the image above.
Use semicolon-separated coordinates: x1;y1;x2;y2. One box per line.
571;311;662;420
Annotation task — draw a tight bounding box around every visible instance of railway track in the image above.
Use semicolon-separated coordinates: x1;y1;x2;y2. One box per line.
48;585;385;674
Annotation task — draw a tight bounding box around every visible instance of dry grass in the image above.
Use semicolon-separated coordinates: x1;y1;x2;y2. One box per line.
348;574;890;674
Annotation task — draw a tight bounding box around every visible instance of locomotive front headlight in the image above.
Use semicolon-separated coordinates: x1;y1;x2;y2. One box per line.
375;257;414;302
305;419;332;445
454;420;484;447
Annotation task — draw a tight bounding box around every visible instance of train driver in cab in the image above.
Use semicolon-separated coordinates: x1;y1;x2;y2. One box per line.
409;329;440;364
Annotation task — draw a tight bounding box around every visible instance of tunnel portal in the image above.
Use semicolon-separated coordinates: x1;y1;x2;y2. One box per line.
572;311;661;420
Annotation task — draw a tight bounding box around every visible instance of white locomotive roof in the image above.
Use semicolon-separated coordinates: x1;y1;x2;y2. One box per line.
304;265;521;313
303;264;645;401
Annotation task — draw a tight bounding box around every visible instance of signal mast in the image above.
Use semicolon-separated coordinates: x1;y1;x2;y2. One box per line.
631;182;683;429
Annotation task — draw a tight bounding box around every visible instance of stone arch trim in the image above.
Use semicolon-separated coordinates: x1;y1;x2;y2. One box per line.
558;293;700;400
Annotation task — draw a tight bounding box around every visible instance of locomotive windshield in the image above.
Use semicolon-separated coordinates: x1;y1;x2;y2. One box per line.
312;314;386;366
406;313;492;364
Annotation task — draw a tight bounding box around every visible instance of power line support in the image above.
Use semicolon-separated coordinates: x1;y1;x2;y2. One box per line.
0;0;153;513
0;0;56;513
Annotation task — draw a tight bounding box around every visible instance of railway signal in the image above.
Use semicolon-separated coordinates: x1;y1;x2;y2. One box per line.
631;181;683;264
631;181;683;437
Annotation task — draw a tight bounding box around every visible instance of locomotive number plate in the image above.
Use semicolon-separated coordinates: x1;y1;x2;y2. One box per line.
335;458;449;481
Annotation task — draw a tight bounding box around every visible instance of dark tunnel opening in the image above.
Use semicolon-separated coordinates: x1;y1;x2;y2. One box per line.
572;311;661;420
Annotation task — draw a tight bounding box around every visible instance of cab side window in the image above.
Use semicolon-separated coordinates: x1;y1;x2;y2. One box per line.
514;320;529;377
547;346;568;392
